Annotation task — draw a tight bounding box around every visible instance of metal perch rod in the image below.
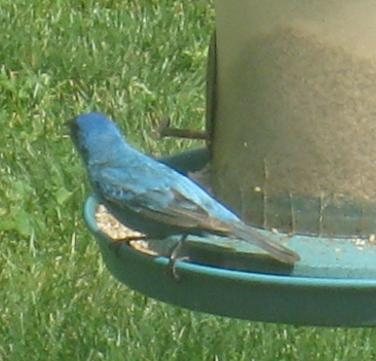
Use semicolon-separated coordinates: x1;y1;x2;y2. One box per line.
157;118;208;140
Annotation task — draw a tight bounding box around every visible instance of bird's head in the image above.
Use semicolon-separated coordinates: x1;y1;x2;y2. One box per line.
69;112;125;164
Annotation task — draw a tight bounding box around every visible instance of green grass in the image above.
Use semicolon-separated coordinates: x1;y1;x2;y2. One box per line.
1;1;376;360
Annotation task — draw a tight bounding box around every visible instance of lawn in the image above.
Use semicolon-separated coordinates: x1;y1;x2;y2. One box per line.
1;1;376;360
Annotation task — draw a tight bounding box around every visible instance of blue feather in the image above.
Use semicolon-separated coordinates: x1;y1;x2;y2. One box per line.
70;112;300;264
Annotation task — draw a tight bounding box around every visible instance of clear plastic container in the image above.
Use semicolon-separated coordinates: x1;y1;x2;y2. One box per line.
212;1;376;236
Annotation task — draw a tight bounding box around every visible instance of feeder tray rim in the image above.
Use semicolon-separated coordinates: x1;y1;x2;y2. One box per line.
82;148;376;326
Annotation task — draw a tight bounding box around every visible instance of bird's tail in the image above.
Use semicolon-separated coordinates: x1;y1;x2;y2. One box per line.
229;222;300;265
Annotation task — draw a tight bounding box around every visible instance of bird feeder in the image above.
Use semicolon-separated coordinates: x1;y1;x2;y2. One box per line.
84;1;376;326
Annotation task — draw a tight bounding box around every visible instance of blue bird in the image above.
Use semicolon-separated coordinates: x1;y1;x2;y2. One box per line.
69;112;300;265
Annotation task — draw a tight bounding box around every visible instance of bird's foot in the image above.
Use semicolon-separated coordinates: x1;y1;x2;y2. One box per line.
168;237;190;281
169;255;190;281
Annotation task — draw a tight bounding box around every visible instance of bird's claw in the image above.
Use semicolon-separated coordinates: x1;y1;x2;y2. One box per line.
169;255;190;281
168;238;190;280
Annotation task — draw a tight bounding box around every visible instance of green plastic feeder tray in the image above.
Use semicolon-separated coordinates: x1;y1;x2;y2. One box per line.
83;148;376;327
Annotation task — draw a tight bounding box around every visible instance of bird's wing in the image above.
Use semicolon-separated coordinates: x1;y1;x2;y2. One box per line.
95;165;300;264
131;189;231;233
95;165;231;234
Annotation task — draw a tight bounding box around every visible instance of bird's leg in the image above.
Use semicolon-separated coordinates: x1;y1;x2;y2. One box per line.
168;235;190;280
